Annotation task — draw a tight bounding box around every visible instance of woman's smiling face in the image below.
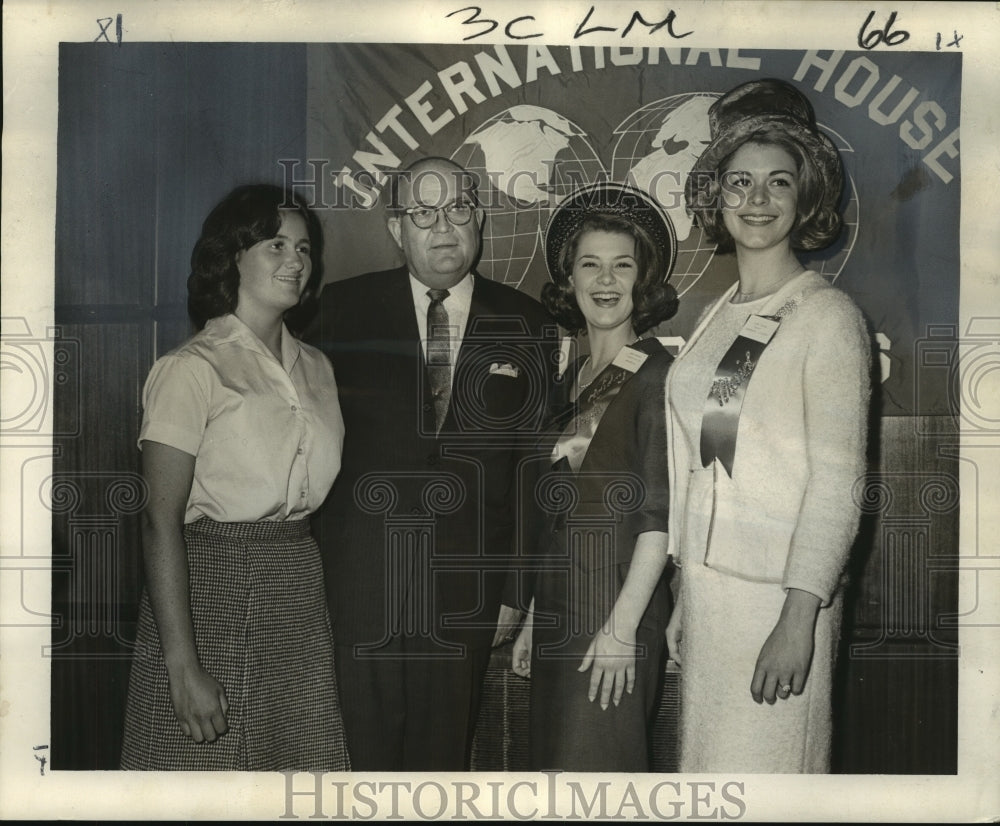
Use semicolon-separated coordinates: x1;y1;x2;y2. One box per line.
234;210;312;318
721;142;800;253
570;229;638;334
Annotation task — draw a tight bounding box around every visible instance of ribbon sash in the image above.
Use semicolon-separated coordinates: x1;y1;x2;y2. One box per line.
553;345;647;473
699;313;782;477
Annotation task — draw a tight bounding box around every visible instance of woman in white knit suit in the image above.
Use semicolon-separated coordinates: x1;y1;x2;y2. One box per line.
665;79;871;772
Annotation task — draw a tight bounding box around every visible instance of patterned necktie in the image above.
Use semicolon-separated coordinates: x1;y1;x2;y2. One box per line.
426;288;452;431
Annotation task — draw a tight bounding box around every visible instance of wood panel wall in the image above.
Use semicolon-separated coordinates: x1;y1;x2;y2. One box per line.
832;415;959;773
51;43;309;769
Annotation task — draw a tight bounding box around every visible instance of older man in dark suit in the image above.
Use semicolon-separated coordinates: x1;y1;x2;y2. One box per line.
306;156;557;770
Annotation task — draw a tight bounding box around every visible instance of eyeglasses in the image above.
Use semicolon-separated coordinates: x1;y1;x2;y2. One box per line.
403;201;475;229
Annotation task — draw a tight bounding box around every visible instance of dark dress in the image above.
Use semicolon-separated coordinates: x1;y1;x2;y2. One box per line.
527;337;673;771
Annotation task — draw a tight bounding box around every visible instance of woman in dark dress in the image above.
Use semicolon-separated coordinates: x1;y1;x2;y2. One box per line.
511;182;679;771
120;184;349;771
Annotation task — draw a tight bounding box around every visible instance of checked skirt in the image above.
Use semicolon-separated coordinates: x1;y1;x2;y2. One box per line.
120;517;349;771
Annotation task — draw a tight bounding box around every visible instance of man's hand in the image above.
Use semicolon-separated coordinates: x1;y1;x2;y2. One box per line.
511;612;533;678
666;589;682;665
492;603;523;647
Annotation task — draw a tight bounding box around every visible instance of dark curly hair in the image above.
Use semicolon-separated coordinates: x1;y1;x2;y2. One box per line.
541;214;678;336
689;128;843;253
187;184;324;329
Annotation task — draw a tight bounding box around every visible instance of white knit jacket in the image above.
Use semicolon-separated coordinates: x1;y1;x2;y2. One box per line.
665;270;872;605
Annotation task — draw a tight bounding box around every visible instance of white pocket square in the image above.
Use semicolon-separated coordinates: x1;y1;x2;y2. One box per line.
489;362;519;378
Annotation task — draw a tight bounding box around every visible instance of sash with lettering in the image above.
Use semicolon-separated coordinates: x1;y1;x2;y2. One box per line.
699;291;805;477
552;340;653;473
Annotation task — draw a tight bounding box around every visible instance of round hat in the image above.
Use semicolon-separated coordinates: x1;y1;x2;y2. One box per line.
685;78;842;212
543;182;677;284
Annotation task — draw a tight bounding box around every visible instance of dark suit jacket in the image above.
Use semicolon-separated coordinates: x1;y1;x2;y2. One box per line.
306;267;558;652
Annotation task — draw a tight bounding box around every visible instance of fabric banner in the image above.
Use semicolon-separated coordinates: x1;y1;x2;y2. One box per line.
301;44;961;416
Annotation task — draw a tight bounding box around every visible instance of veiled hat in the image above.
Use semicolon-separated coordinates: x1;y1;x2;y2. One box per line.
544;182;677;283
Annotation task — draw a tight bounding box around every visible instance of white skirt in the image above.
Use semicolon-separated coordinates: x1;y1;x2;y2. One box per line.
679;561;843;773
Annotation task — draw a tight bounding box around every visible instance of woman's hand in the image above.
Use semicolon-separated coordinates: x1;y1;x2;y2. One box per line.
169;663;230;742
750;588;821;704
511;612;533;679
139;440;227;742
578;530;669;709
578;621;638;710
666;590;682;665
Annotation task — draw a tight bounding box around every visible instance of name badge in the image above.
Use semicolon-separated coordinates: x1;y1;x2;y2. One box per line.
740;314;780;345
612;346;649;373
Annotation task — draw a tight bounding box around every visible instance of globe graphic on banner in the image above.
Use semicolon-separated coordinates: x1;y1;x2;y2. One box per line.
452;105;604;290
452;97;857;296
611;93;859;292
611;93;718;298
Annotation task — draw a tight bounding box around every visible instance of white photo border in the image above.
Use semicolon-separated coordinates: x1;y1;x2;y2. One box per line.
2;0;998;821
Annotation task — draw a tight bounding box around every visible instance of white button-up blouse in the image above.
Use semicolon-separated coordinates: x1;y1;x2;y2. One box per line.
139;313;344;524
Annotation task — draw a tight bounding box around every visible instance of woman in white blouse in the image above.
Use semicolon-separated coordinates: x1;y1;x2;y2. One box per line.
120;185;349;771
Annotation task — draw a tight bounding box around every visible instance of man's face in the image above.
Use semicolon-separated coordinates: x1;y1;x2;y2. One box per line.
387;161;484;290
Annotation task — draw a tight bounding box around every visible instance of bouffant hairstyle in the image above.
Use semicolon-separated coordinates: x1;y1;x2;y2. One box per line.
187;184;323;329
541;213;678;336
688;128;843;253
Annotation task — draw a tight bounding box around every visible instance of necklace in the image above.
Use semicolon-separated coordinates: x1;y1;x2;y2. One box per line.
577;355;608;390
577;337;640;389
732;263;805;304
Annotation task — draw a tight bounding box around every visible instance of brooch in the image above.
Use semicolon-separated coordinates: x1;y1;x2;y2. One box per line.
709;350;756;406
